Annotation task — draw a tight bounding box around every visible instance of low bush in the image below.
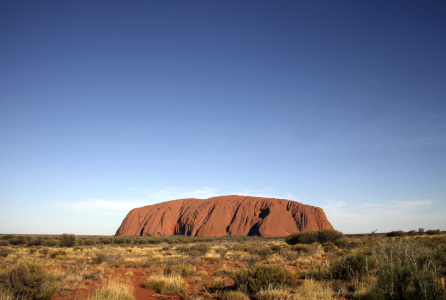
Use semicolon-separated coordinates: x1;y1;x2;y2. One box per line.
256;246;274;260
26;238;42;247
42;239;58;247
233;264;295;294
285;229;344;245
59;233;76;247
8;238;26;246
0;240;10;246
270;245;282;253
386;230;406;237
291;244;311;253
176;243;210;257
81;239;97;246
426;229;441;236
0;261;58;300
0;248;12;258
100;238;112;245
279;249;300;261
330;252;372;280
369;240;445;299
285;231;318;245
333;237;349;248
49;250;66;259
303;262;331;280
317;229;344;244
322;241;337;253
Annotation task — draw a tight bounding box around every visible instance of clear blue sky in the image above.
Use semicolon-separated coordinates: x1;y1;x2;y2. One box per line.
1;1;445;235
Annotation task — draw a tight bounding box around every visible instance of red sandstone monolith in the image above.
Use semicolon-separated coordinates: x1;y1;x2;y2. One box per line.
115;195;333;237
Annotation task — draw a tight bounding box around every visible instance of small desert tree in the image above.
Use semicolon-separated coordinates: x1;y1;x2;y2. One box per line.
59;233;76;247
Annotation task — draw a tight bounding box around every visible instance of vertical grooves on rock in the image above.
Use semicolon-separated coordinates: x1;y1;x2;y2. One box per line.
116;195;333;237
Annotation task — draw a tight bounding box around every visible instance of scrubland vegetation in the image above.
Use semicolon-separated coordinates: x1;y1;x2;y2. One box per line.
0;229;445;299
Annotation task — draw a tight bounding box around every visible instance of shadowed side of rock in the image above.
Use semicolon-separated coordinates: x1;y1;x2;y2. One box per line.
115;195;333;237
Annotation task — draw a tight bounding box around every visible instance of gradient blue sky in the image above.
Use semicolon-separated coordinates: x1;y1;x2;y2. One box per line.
1;1;445;235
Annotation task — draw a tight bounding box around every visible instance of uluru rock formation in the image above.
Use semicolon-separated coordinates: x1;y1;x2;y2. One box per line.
116;195;333;237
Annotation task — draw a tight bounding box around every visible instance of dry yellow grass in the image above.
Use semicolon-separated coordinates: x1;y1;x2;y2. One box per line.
294;280;335;300
90;280;135;300
144;274;188;294
220;290;250;300
257;288;292;300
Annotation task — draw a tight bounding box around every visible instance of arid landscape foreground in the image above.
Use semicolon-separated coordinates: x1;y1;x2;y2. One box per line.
0;230;445;300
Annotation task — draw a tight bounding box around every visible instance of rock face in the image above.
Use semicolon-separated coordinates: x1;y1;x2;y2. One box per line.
116;195;333;237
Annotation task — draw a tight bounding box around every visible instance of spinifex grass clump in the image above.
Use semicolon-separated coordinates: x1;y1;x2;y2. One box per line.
163;264;191;277
233;264;295;294
90;280;135;300
369;240;445;299
220;290;250;300
144;275;188;294
0;261;58;300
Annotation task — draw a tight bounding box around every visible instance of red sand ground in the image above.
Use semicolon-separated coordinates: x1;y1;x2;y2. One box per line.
53;261;238;300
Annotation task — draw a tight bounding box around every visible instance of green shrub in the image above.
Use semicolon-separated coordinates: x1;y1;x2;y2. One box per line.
59;234;76;247
8;238;26;246
330;252;372;280
42;239;58;247
285;231;318;245
0;247;12;258
279;249;300;261
333;237;349;248
285;229;344;245
49;250;66;259
304;263;331;280
100;238;112;245
256;246;273;260
176;243;210;257
369;240;445;299
0;240;9;246
317;229;344;244
270;245;282;253
26;238;42;247
386;230;406;237
0;261;58;300
322;241;337;253
233;264;295;294
189;243;210;256
291;244;311;253
426;229;441;236
81;239;96;246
